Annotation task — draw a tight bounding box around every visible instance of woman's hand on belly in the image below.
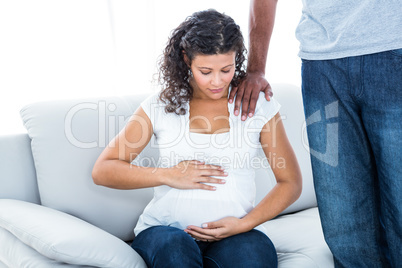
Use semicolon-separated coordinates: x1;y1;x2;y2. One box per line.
184;216;249;242
163;160;227;191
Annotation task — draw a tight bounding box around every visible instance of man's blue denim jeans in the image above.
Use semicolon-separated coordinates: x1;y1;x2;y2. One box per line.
302;49;402;268
131;225;277;268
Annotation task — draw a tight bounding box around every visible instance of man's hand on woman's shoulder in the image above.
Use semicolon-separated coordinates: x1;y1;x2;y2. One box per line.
229;72;273;121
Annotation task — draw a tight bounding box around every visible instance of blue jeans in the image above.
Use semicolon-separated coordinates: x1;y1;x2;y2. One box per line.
131;226;277;268
301;49;402;268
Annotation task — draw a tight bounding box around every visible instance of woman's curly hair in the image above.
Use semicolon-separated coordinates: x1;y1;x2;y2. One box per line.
158;9;247;115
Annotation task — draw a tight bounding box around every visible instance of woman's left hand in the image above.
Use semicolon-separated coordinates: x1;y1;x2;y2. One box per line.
184;217;248;242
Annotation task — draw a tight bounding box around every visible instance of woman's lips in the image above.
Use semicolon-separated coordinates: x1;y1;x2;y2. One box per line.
209;88;223;93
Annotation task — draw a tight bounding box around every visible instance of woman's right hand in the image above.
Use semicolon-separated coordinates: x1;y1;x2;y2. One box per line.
164;160;227;190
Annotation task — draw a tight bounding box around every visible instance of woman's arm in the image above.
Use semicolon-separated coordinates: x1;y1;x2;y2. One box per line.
92;106;162;189
185;112;302;241
240;112;302;229
92;107;227;190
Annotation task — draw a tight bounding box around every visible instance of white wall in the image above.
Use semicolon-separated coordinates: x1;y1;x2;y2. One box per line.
0;0;302;135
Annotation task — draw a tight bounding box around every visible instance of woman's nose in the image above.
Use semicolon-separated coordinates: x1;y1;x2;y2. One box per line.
211;74;221;87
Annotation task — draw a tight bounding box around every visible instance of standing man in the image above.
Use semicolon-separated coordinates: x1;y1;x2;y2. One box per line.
230;0;402;267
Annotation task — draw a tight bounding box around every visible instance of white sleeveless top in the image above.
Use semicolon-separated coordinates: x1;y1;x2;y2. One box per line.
134;92;281;236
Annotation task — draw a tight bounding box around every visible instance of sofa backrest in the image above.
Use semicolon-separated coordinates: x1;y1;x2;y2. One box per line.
0;134;40;204
20;95;153;241
18;84;315;241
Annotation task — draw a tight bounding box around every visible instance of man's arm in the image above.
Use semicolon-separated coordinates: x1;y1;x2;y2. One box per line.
229;0;278;120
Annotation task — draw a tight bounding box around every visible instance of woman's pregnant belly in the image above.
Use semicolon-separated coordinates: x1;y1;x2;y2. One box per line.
145;179;252;230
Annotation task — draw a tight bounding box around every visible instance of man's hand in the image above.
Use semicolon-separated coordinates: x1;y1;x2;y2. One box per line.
229;72;273;121
184;216;250;242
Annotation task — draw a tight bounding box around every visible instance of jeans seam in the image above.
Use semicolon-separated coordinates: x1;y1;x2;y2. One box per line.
346;57;357;102
356;55;364;98
204;256;223;268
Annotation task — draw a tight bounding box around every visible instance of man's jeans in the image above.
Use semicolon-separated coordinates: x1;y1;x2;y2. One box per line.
131;226;277;268
302;49;402;268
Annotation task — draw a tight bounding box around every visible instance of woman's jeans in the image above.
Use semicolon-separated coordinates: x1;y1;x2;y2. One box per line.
302;49;402;268
131;226;277;268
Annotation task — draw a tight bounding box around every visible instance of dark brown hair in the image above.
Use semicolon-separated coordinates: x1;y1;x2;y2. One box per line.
158;9;247;114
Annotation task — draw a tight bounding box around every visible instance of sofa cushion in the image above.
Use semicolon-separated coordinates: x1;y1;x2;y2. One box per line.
264;207;334;268
0;228;88;268
0;199;146;268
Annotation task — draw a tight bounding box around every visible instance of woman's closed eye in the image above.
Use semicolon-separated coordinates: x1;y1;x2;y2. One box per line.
200;69;231;75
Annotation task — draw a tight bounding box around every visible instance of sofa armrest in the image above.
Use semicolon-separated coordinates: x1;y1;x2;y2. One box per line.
0;133;40;204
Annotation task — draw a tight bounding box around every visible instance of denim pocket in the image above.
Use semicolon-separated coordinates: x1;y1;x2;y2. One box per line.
389;48;402;56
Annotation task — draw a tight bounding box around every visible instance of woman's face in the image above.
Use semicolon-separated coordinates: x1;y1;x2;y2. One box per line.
189;51;236;100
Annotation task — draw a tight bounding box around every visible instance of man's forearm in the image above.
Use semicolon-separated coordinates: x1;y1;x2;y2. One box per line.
248;0;278;74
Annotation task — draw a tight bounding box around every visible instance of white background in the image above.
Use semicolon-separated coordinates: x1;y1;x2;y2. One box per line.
0;0;302;135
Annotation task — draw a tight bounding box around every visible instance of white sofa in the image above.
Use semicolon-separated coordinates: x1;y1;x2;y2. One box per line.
0;84;334;267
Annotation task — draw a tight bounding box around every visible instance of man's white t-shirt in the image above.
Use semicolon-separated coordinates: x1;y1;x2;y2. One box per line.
296;0;402;60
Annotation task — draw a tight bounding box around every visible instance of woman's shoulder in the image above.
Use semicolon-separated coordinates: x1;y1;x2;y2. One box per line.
254;92;281;118
141;92;185;123
140;92;167;119
141;92;162;107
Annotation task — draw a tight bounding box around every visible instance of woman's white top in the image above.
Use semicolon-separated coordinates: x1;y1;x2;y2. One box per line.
134;92;281;236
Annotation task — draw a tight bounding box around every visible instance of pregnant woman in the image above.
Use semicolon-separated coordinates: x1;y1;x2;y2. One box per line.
92;9;302;268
